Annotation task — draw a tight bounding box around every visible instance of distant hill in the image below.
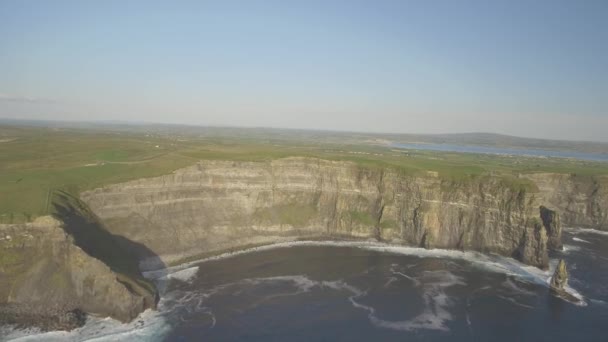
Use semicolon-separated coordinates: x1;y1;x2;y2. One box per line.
1;118;607;154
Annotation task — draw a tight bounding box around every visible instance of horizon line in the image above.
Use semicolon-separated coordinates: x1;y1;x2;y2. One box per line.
1;116;608;145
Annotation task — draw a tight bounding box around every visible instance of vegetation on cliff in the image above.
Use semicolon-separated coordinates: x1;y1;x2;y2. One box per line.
0;192;158;330
2;124;607;224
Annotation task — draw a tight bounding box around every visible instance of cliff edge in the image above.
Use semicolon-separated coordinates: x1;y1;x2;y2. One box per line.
82;157;561;269
0;192;158;331
4;157;601;331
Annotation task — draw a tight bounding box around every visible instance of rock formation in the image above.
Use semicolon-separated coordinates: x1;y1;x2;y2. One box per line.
550;259;568;291
524;173;607;231
549;259;581;303
0;195;158;331
4;157;603;330
540;206;562;250
81;158;552;269
514;218;549;269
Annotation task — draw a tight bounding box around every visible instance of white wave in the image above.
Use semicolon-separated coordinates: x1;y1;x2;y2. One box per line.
562;244;581;252
496;295;534;309
383;276;398;288
390;265;421;287
572;237;591;244
565;227;608;237
244;275;318;296
350;270;465;332
561;285;587;305
501;278;536;296
3;308;171;342
6;239;590;340
154;240;586;306
205;311;216;329
164;272;462;333
166;266;199;283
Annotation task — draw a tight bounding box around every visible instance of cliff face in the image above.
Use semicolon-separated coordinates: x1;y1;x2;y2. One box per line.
524;173;608;231
540;205;562;250
81;158;551;269
4;157;604;330
0;212;157;330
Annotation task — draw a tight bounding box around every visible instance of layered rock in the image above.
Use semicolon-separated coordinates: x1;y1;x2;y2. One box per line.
550;259;568;291
540;206;562;250
549;259;581;303
0;210;157;331
5;157;604;331
514;219;549;268
81;157;552;269
524;173;608;230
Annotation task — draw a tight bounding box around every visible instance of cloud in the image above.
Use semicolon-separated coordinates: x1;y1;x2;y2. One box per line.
0;93;56;104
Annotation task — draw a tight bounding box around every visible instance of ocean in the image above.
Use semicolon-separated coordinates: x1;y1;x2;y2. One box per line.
4;229;608;341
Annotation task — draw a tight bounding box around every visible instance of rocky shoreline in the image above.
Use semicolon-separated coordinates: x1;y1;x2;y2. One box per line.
0;303;87;332
1;158;606;332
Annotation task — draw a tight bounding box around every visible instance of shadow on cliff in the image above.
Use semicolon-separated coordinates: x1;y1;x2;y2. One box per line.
51;190;166;302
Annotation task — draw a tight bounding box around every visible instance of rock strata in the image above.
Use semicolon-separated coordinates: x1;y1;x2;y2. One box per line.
5;158;603;330
515;219;549;269
0;304;86;331
82;158;557;269
524;173;608;231
549;259;581;303
540;206;562;251
0;210;157;331
550;259;568;291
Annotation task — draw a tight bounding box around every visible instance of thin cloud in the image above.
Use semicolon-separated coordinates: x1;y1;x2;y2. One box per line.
0;93;56;104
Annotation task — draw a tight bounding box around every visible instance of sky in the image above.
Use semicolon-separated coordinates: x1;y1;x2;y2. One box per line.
1;0;607;141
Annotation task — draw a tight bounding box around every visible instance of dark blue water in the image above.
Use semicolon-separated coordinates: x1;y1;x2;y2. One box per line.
5;230;608;341
159;230;607;342
392;143;608;162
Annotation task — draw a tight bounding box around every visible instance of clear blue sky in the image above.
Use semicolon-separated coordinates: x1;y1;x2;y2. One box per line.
1;0;607;141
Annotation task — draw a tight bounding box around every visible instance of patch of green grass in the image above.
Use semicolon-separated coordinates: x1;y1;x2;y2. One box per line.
1;124;607;223
349;210;375;226
253;204;317;226
380;219;398;229
0;247;25;273
49;268;70;289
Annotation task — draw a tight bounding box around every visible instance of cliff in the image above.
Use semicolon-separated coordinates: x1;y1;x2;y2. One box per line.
524;173;608;231
81;157;554;269
4;157;605;331
0;193;158;331
540;205;562;250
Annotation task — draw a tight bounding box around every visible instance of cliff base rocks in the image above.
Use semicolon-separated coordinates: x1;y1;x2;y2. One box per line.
549;259;581;303
0;193;159;331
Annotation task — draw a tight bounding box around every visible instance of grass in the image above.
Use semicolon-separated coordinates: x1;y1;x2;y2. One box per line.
380;219;398;229
253;204;317;226
349;211;375;226
1;124;607;223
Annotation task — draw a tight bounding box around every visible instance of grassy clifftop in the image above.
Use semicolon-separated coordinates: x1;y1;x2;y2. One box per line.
1;124;607;223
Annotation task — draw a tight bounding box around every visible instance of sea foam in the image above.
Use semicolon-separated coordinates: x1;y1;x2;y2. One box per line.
4;239;590;340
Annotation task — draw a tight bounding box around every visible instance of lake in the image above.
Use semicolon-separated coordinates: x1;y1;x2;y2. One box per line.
392;143;608;162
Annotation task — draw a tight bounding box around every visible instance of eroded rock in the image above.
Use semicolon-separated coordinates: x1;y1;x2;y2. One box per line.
550;259;568;291
515;219;549;269
80;158;555;268
0;211;158;331
540;206;562;251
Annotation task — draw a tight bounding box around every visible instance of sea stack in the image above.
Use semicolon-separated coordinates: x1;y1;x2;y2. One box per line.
549;259;582;303
540;206;563;251
550;259;568;291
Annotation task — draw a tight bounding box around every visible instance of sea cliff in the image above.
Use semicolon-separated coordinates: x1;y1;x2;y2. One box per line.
81;158;566;269
0;195;158;331
3;157;606;331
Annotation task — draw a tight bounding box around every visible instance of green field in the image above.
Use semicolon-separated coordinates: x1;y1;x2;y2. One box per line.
1;124;607;223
